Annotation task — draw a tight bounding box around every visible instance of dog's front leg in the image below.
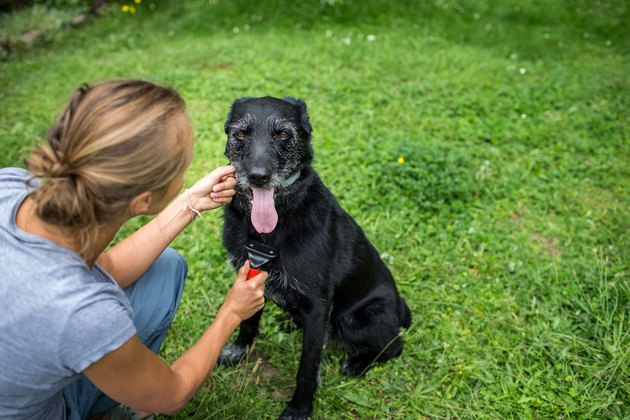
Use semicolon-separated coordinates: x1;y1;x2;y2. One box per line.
280;307;328;420
218;307;264;366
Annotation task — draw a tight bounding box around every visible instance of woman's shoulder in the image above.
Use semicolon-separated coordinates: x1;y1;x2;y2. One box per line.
0;168;33;233
0;167;37;194
0;166;31;180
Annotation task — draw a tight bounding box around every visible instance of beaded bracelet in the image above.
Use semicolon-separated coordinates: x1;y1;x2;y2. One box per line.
183;189;203;220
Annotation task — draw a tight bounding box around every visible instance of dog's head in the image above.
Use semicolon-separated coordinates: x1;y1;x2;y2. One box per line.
224;96;313;188
224;96;313;233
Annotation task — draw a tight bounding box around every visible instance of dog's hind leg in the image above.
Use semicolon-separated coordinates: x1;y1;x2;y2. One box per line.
280;307;328;420
340;334;403;376
399;297;412;329
336;297;405;377
218;307;264;366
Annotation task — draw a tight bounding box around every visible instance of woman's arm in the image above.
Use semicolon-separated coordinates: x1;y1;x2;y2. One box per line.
97;166;236;289
83;263;266;414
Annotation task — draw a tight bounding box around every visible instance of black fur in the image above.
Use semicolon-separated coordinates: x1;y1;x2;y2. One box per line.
220;96;411;420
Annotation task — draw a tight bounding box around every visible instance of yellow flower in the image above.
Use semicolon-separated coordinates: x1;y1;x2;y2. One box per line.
134;0;142;3
397;156;405;164
121;5;129;12
130;5;136;13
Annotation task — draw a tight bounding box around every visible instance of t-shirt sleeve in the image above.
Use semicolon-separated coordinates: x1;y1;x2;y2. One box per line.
58;286;137;373
0;167;37;197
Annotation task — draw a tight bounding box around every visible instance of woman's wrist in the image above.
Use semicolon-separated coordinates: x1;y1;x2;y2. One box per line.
186;183;213;213
148;193;197;244
182;188;203;220
216;304;243;331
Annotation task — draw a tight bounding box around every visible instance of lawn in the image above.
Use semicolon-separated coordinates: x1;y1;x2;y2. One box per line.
1;0;628;418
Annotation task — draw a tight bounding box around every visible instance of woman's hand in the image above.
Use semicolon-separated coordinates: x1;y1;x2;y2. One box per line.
188;165;237;212
221;261;267;322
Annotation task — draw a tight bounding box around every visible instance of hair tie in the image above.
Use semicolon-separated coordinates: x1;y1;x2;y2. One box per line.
183;189;202;221
49;161;71;178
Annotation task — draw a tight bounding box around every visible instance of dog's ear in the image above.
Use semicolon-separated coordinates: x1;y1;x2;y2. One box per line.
224;97;252;134
282;96;312;135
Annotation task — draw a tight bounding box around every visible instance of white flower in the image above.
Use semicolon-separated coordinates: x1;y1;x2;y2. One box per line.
367;34;376;42
519;68;527;74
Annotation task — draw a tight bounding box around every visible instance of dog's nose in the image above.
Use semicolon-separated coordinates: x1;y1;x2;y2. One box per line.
248;167;271;186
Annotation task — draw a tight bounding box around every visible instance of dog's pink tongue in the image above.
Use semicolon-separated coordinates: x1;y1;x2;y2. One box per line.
251;188;278;234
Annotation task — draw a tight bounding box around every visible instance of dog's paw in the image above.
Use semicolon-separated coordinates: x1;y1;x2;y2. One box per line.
279;402;312;420
217;342;247;366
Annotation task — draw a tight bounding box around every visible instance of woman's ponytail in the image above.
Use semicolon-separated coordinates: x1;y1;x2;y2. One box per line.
24;80;192;259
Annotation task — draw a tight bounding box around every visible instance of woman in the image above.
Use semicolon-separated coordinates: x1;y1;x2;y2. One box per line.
0;80;266;419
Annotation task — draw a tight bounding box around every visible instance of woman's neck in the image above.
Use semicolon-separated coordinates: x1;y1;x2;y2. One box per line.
16;196;123;267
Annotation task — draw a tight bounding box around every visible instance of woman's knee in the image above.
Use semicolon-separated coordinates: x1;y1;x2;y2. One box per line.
156;247;188;290
124;248;188;347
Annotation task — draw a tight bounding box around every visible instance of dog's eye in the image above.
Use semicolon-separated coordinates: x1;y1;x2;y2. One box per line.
234;131;247;140
276;131;291;140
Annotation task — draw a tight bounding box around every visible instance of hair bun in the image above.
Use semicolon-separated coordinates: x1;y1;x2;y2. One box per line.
24;79;190;260
31;176;96;230
49;160;71;178
27;146;73;179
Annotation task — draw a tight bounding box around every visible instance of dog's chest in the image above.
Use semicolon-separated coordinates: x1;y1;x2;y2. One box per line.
264;270;305;310
226;252;307;311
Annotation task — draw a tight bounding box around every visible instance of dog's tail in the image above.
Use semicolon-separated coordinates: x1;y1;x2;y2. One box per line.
398;297;411;329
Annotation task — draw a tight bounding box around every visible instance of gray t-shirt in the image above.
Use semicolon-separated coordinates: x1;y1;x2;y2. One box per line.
0;168;137;419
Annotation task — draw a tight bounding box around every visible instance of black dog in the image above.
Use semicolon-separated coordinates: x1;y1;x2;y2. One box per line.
219;96;411;420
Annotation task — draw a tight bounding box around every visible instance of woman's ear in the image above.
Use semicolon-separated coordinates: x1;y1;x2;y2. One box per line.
129;191;152;215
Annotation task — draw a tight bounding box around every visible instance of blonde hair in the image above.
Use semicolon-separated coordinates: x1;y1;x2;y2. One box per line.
25;79;193;259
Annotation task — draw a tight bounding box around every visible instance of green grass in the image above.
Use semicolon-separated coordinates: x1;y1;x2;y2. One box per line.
1;0;628;418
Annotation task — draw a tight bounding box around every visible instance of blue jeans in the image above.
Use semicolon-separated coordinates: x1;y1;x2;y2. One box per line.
63;248;188;419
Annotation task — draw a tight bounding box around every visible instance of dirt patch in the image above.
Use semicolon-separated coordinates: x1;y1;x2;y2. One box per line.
532;232;562;258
